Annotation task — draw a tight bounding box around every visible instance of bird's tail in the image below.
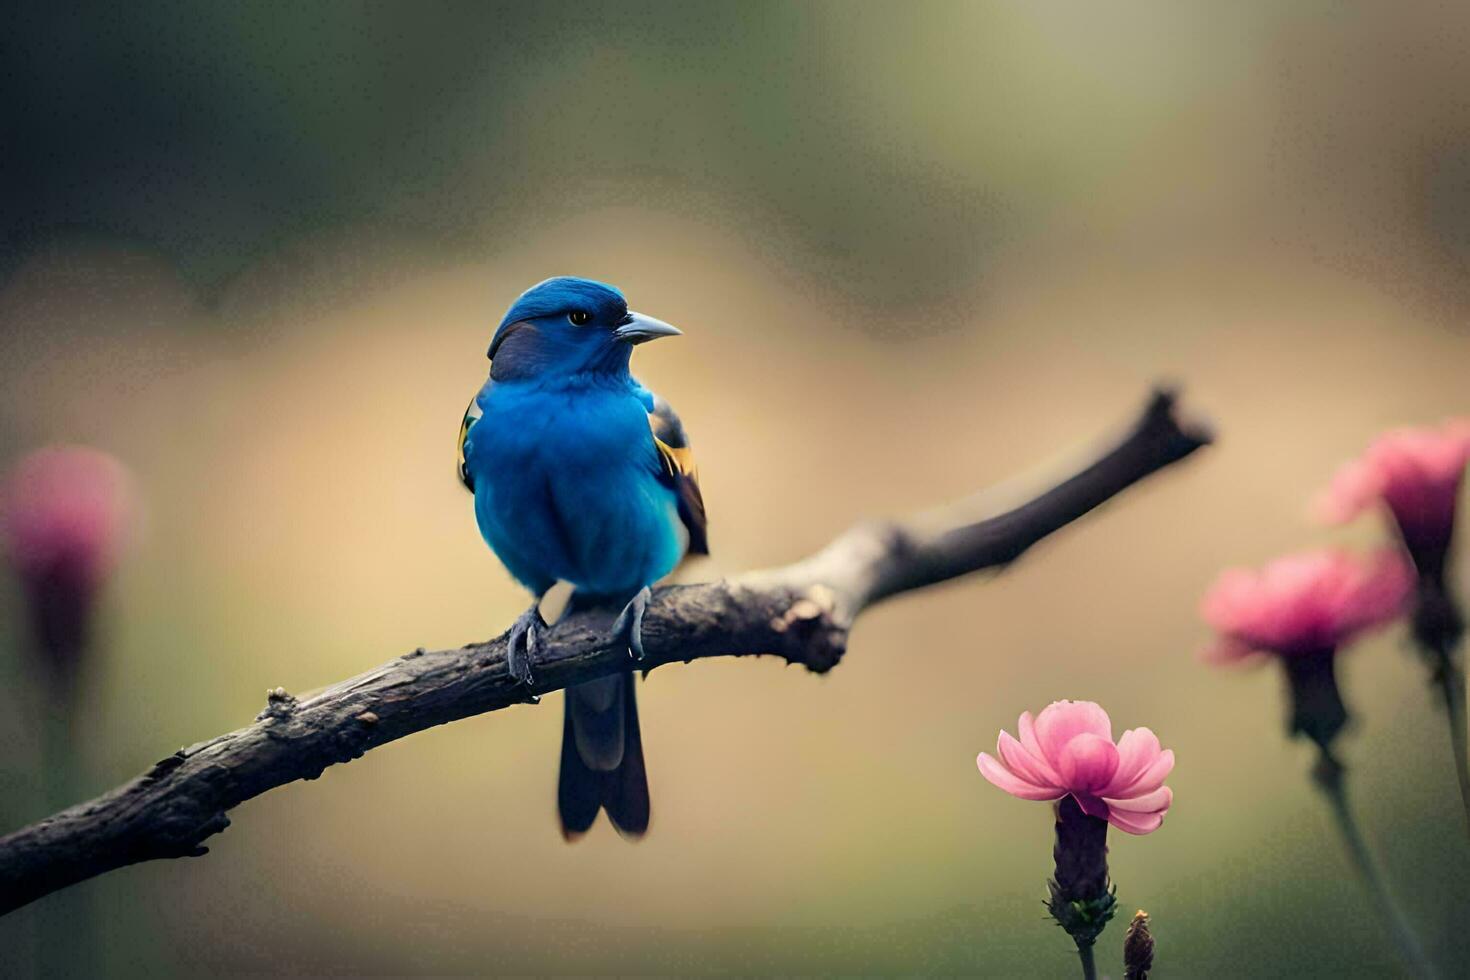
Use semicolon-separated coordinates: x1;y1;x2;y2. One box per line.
558;671;650;839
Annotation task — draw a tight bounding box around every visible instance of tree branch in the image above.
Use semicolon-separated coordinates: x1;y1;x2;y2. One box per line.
0;387;1211;915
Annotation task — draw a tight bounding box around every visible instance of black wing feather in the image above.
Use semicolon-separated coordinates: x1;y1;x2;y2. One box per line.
649;395;709;556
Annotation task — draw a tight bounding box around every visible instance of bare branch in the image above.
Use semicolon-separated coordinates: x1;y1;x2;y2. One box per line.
0;387;1211;915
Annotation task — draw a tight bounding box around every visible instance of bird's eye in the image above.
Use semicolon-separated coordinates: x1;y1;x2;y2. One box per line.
567;311;593;326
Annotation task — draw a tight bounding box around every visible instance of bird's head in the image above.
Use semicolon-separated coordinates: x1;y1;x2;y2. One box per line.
487;276;681;382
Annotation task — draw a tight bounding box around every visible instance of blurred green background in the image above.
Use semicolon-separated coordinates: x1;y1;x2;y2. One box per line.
2;1;1469;976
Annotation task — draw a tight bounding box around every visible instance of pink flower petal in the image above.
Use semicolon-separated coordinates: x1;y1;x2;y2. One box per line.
1034;701;1113;768
1104;786;1172;813
1056;733;1120;793
1017;711;1061;784
978;703;1173;819
1199;636;1258;665
1199;548;1410;657
1;447;131;589
1107;808;1166;836
1101;728;1161;796
1314;421;1470;569
997;731;1061;791
977;752;1063;801
1117;749;1175;797
1314;457;1382;526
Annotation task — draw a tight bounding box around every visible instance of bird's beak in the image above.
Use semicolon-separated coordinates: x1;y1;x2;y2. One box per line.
613;311;682;345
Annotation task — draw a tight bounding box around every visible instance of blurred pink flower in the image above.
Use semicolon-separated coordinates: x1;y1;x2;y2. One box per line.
1315;420;1470;576
977;700;1174;835
1;447;132;682
1;447;131;592
1199;549;1411;663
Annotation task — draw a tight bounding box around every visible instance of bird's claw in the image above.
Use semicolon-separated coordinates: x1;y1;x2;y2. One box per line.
612;586;653;662
505;603;545;699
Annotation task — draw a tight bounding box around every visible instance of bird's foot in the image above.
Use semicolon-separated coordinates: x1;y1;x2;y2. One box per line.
612;586;653;662
505;603;545;701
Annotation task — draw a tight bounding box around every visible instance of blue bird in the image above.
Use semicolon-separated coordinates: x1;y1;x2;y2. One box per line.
457;276;707;838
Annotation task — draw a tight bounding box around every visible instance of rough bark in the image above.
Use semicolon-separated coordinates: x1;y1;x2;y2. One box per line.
0;387;1210;915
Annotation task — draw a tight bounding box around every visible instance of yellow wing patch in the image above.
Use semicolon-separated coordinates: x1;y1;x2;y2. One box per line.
457;398;482;491
653;434;698;484
647;400;709;556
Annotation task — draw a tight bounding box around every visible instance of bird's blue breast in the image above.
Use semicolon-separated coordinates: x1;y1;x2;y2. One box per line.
464;379;685;597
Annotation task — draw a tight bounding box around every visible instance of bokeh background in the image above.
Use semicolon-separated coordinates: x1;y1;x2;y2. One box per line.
2;1;1469;976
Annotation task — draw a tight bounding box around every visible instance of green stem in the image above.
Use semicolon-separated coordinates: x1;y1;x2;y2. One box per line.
1411;575;1470;836
1313;750;1437;978
1076;942;1097;980
41;702;78;812
1430;648;1470;838
39;688;94;980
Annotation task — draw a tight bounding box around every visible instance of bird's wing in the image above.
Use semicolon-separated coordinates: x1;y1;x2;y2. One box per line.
457;397;483;492
648;395;709;556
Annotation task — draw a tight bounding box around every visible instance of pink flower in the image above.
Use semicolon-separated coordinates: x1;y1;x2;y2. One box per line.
1;447;131;593
1199;549;1411;663
977;700;1174;836
1315;420;1470;576
2;447;132;681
